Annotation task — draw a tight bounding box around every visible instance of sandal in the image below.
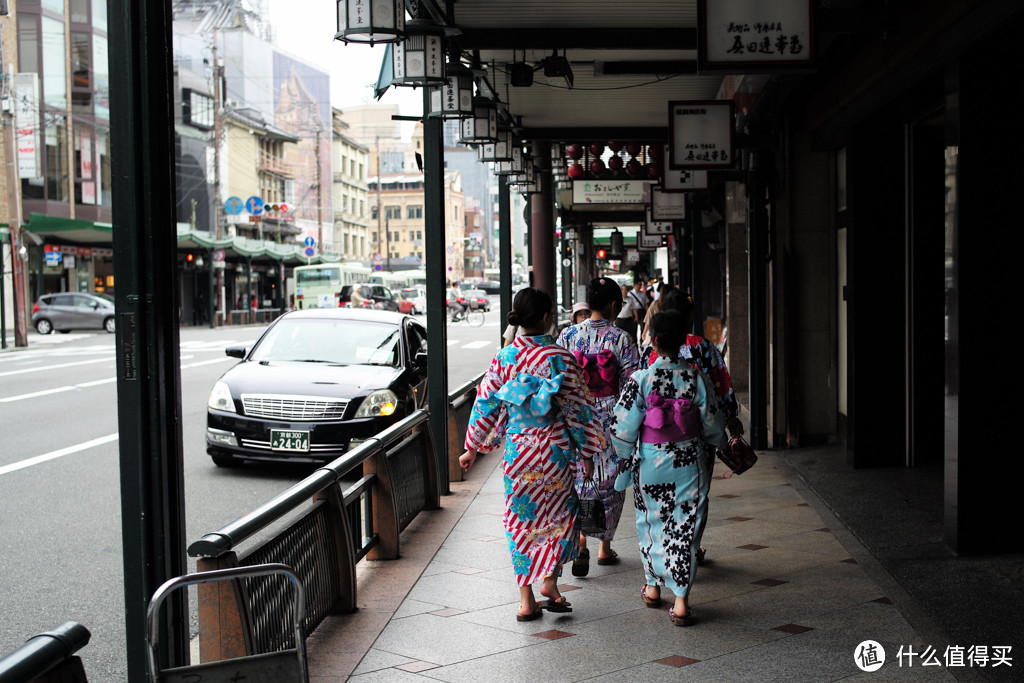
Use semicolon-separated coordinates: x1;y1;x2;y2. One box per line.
571;547;590;577
516;604;543;622
641;585;663;608
669;607;695;627
696;547;707;566
597;549;620;566
541;596;573;613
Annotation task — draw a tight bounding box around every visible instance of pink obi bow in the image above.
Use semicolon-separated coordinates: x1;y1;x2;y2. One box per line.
573;349;619;398
641;392;700;444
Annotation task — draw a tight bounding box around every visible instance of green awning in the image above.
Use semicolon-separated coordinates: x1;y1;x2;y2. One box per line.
24;213;113;244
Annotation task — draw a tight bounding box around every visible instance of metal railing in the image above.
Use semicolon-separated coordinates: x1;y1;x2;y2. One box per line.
187;373;483;664
0;622;91;683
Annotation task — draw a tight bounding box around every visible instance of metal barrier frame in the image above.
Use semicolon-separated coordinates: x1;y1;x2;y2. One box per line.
186;373;483;664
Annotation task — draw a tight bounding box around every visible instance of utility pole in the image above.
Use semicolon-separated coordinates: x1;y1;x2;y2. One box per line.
211;29;225;324
315;123;323;251
3;69;28;347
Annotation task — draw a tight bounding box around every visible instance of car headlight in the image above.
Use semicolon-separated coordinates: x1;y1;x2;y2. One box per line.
355;389;398;418
208;381;237;413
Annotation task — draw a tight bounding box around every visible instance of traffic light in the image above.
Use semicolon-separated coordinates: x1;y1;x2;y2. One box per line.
184;252;195;269
596;248;607;260
265;203;290;215
561;241;573;259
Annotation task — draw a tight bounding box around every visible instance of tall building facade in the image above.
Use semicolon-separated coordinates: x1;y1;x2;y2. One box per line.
331;108;370;260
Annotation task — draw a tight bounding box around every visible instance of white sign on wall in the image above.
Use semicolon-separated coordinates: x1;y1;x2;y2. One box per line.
669;100;735;170
644;206;674;236
661;144;709;191
698;0;814;69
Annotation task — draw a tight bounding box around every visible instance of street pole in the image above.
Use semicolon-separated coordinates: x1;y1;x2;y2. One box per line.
386;217;390;272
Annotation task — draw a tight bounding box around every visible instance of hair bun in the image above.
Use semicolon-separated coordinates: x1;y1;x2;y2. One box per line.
507;311;523;326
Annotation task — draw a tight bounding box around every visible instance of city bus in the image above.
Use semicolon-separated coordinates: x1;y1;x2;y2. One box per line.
291;263;371;309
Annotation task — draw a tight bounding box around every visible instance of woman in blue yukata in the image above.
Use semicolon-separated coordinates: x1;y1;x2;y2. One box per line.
460;288;604;622
556;277;640;576
611;310;728;626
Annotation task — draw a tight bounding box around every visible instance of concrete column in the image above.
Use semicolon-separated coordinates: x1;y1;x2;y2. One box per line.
724;181;749;395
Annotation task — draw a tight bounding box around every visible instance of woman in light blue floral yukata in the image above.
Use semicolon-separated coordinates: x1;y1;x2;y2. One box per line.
556;277;640;574
611;310;728;626
460;288;604;622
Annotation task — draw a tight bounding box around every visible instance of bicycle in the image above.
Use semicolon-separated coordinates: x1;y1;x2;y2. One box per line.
447;305;485;327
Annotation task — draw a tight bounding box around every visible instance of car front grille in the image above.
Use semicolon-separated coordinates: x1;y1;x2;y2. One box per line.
241;394;350;421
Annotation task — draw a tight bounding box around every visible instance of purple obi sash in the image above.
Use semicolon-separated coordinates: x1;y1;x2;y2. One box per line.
573;349;619;398
640;392;700;444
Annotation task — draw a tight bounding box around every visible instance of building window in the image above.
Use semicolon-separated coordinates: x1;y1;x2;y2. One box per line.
93;0;108;32
385;205;401;220
42;15;67;109
70;0;90;23
70;31;92;114
45;119;69;202
407;205;422;219
371;205;378;220
93;35;109;120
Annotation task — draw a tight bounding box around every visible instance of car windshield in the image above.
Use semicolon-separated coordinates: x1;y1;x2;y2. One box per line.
93;293;115;305
467;290;485;297
249;318;401;367
399;289;419;300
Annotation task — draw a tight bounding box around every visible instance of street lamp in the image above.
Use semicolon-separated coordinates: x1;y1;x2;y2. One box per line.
428;59;474;119
391;18;447;88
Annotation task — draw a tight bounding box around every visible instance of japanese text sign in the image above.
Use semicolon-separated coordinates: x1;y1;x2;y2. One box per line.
572;180;651;205
698;0;814;70
662;144;709;191
644;206;674;236
669;100;735;170
651;187;687;220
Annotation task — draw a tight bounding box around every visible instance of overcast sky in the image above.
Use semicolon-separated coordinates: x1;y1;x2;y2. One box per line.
268;0;424;121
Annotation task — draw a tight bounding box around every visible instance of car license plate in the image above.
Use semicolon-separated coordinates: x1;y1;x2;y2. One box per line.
270;430;310;452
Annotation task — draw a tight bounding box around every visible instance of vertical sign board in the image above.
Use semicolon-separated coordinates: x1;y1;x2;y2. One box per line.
14;73;41;179
669;100;735;171
661;144;709;192
651;187;687;221
698;0;814;70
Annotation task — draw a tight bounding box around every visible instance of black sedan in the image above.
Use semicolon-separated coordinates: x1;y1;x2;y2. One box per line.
206;308;428;466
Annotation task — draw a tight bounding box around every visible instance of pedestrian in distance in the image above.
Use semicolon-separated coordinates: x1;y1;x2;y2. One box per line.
614;283;639;341
460;287;603;622
570;301;591;325
611;310;728;626
556;276;640;576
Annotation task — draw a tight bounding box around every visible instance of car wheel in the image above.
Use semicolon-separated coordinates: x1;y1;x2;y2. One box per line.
410;306;417;315
35;318;53;335
212;455;240;468
104;317;116;333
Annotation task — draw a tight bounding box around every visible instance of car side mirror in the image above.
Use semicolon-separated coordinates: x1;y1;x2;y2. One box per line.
414;351;428;368
225;346;246;358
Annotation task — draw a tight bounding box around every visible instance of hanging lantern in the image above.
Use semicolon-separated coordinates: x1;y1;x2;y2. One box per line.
567;162;585;179
458;97;498;143
566;144;583;160
648;144;663;161
589;142;605;157
625;159;641;176
428;61;474;118
335;0;405;45
479;127;514;162
391;18;446;87
647;162;662;179
625;141;642;158
608;155;624;172
590;158;606;175
495;144;524;176
608;140;623;153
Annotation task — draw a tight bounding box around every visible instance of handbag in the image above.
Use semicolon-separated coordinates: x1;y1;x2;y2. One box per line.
577;478;606;535
717;436;758;476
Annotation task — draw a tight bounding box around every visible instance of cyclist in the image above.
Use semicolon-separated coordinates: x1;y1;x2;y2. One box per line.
447;288;467;322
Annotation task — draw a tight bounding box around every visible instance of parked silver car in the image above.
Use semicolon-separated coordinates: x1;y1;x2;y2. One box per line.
32;292;116;334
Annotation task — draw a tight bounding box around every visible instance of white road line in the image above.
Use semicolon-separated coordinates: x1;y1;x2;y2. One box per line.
0;433;119;477
0;356;113;377
461;341;493;349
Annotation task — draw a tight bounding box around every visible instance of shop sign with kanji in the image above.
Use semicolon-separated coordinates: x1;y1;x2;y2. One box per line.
669;100;735;170
572;180;651;205
698;0;814;70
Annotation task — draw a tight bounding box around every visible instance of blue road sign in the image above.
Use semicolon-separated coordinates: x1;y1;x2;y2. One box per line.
245;196;265;215
374;264;382;271
304;247;315;257
304;236;315;247
225;196;244;215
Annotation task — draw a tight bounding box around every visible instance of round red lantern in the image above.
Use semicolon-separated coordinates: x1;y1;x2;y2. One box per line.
607;155;624;172
590;159;606;175
567;144;583;160
625;159;641;176
567;162;585;179
589;142;605;157
647;163;662;179
607;140;623;153
625;142;642;158
648;145;662;161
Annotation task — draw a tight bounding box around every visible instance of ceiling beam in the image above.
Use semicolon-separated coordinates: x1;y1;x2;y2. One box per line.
521;127;669;142
458;27;697;51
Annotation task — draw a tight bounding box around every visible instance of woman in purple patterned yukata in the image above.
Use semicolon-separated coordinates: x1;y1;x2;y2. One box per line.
556;277;640;575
